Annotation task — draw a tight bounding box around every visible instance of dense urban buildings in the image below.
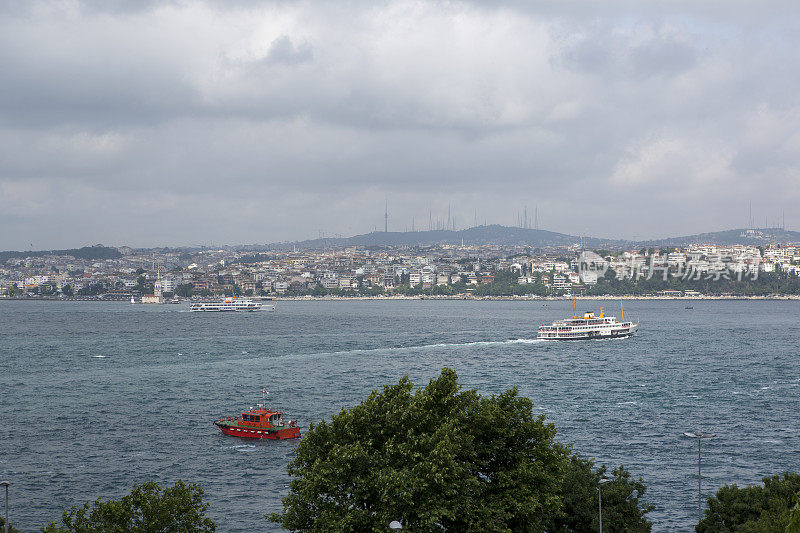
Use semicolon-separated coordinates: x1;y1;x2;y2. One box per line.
2;237;798;299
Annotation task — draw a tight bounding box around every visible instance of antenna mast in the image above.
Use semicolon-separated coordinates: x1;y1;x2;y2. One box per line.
447;204;451;231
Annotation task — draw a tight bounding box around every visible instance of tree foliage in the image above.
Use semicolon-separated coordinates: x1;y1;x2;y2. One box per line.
585;271;800;297
0;515;20;533
547;456;652;532
788;491;800;533
697;472;800;532
42;480;215;532
270;369;652;532
175;283;194;297
0;246;121;265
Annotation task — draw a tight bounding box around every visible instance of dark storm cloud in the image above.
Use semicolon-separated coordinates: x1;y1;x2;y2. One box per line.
1;0;799;248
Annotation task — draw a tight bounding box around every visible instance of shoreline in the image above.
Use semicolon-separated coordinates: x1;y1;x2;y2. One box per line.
3;295;800;302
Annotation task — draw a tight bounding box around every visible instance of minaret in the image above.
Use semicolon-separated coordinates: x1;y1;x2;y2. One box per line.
384;200;388;233
153;268;163;303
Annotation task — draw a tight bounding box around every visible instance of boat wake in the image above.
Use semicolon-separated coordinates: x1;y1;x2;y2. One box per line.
222;444;257;452
307;338;544;358
421;338;543;349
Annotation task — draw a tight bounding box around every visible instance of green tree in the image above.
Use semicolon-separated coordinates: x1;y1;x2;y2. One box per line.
0;515;20;533
697;472;800;532
61;284;74;297
134;275;148;294
311;284;328;297
788;491;800;533
547;456;652;532
42;480;215;532
175;284;193;298
270;369;652;532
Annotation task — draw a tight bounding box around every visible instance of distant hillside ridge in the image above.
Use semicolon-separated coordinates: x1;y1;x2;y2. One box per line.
260;225;623;251
4;227;800;259
259;225;800;251
636;228;800;247
0;245;122;264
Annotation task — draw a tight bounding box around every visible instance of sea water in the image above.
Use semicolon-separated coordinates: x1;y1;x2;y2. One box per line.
1;299;798;531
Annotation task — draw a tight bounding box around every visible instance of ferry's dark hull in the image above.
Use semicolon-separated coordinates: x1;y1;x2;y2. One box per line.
540;331;636;341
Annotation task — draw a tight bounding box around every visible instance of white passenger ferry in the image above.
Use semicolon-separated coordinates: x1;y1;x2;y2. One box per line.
538;305;638;340
189;297;274;312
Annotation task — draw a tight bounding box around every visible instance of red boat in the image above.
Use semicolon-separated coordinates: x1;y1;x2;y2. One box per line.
214;391;300;440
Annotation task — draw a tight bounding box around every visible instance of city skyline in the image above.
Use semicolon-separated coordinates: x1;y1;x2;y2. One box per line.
2;1;799;249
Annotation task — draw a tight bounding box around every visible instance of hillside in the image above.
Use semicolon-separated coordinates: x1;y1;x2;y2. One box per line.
636;228;800;247
4;227;800;259
0;245;122;264
261;225;625;251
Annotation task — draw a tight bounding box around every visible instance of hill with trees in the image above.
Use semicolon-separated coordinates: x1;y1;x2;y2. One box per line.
0;245;121;264
259;226;800;252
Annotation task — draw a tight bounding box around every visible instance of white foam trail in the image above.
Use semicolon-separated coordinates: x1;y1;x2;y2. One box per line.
338;339;542;355
92;355;106;358
304;338;544;359
418;338;543;349
223;444;257;451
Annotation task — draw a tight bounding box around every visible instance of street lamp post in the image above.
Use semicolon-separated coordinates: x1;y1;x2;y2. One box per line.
683;432;715;523
0;481;8;533
598;478;611;533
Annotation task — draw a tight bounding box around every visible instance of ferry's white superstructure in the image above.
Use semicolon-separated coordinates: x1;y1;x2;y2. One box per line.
189;297;274;312
538;310;638;340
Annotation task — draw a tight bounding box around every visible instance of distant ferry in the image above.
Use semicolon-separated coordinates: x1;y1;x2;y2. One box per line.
189;297;274;312
538;303;638;340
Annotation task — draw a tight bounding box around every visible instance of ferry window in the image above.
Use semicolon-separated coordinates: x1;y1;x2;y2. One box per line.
243;414;250;421
252;415;260;421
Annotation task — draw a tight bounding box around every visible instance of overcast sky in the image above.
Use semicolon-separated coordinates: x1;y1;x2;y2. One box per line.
1;0;798;249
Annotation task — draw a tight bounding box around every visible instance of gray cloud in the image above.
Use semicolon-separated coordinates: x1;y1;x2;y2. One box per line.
0;0;799;248
264;35;313;65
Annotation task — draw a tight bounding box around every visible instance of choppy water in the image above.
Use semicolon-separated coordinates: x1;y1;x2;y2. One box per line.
1;299;799;531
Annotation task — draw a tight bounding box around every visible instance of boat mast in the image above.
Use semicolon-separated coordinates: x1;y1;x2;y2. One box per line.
572;290;577;319
620;300;624;323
